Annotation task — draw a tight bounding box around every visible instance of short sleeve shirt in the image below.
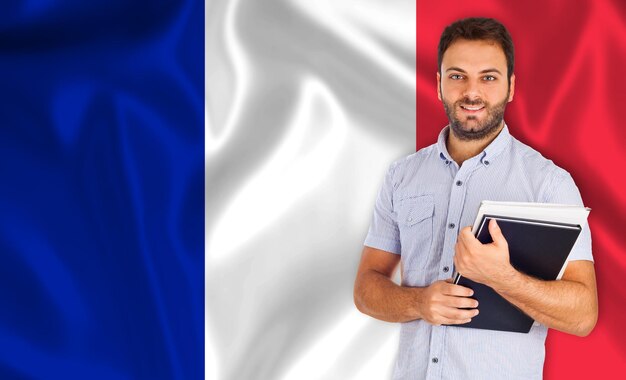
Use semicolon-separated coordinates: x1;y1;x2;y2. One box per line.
364;125;593;380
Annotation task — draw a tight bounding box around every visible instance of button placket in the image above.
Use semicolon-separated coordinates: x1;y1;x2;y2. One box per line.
447;176;463;233
441;169;470;281
427;326;447;379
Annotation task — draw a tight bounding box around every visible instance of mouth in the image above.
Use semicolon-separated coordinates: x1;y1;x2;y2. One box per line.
460;104;485;113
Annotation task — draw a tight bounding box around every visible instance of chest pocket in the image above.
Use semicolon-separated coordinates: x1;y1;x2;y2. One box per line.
396;194;435;274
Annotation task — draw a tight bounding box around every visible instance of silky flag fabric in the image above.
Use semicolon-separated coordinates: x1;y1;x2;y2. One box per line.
3;0;623;379
418;1;626;378
206;0;414;379
208;0;626;379
0;1;203;379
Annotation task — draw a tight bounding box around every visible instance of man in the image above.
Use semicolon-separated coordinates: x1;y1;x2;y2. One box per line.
353;17;597;379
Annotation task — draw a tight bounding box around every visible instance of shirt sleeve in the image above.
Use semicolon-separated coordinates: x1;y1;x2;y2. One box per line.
544;170;593;262
363;162;401;254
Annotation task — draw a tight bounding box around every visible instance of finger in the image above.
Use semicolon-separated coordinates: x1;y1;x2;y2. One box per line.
432;318;470;326
439;318;472;326
453;250;460;270
459;226;480;250
454;241;468;274
454;240;463;257
446;296;479;309
437;316;475;326
429;306;479;326
443;283;474;297
457;226;472;244
488;219;508;248
453;256;462;277
438;306;480;321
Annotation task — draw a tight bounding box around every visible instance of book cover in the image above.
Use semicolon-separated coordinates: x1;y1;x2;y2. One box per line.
454;215;582;333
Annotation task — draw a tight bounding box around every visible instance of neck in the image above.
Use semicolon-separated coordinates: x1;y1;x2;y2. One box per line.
446;122;504;165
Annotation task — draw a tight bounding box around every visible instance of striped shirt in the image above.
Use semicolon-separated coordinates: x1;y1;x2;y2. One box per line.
364;124;593;380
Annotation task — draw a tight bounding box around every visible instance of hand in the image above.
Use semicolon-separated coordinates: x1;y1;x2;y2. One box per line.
454;219;514;287
418;279;479;326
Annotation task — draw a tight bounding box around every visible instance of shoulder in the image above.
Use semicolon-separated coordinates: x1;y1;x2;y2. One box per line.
387;143;438;184
392;143;437;168
510;136;568;175
507;136;579;201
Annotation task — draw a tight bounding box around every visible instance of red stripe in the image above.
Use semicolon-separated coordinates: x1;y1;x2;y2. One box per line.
417;1;626;377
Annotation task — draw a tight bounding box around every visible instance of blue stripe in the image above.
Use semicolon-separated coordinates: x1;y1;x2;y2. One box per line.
0;1;203;379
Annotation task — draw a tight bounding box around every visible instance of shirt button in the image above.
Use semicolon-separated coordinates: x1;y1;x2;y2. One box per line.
444;160;450;165
456;180;463;186
408;217;413;222
443;266;449;273
432;357;439;364
484;160;490;166
448;223;455;229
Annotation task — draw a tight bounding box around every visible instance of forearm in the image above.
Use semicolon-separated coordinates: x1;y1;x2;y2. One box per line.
492;268;597;336
354;269;424;323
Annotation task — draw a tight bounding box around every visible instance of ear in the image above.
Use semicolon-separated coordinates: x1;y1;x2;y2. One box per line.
436;72;442;101
508;73;515;102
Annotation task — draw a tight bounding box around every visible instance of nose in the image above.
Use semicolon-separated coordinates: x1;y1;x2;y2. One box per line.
461;80;481;101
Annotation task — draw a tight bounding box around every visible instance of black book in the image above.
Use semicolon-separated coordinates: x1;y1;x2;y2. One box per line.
453;214;583;333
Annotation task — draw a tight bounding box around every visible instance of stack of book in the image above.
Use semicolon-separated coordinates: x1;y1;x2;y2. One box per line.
453;201;590;333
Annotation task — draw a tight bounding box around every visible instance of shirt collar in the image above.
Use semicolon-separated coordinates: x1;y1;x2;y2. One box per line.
437;123;512;167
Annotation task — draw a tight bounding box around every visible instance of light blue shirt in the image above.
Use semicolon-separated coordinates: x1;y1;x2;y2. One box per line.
364;124;593;380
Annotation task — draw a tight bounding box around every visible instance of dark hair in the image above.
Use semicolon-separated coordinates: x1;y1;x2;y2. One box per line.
438;17;514;83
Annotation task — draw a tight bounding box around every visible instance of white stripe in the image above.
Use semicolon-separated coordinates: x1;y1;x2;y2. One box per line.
206;0;415;378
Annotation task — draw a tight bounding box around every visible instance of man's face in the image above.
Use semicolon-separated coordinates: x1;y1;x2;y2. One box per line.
437;39;515;141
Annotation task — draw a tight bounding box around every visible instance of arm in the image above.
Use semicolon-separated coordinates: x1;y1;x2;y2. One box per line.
454;219;598;336
354;245;479;325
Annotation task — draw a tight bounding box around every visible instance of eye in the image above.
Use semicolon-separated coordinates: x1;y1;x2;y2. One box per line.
483;75;497;81
450;74;464;80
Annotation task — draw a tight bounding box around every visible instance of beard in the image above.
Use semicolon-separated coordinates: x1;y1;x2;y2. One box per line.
442;92;509;141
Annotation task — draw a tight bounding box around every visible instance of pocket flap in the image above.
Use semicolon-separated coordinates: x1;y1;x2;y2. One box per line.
401;195;434;226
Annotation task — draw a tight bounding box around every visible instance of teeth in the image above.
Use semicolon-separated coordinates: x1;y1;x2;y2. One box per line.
462;105;483;111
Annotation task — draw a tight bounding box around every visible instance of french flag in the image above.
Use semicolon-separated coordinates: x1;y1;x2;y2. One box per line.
1;0;624;379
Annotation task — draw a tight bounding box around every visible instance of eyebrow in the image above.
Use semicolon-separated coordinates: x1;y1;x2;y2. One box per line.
446;67;503;75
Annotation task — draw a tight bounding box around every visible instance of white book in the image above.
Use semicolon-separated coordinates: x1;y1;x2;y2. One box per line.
471;201;590;234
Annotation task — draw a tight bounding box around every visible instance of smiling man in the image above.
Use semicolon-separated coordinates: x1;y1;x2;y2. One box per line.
354;18;597;379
